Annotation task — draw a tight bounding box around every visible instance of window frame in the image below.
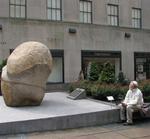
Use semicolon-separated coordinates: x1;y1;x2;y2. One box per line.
47;0;62;21
79;0;93;24
107;4;119;26
132;8;142;29
9;0;27;19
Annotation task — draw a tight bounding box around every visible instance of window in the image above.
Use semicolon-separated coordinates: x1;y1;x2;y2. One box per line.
107;4;119;26
132;8;141;28
134;53;150;80
9;0;26;18
82;51;121;80
80;0;92;23
47;0;62;21
47;50;64;83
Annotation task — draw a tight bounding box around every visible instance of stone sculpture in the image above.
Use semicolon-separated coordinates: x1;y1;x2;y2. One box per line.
1;41;52;107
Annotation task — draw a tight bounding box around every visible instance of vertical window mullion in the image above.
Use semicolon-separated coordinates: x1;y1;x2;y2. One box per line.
50;0;52;20
19;5;21;17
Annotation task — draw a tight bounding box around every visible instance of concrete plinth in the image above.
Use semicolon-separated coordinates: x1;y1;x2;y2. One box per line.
0;92;119;135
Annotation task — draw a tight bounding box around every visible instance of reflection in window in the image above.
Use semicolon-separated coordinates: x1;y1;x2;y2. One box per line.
47;57;63;83
107;4;119;26
47;0;62;21
80;0;92;23
132;8;141;28
10;0;26;18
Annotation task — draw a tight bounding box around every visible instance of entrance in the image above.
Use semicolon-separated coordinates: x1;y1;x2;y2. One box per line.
135;53;150;80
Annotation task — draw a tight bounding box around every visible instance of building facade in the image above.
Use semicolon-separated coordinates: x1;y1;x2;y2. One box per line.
0;0;150;83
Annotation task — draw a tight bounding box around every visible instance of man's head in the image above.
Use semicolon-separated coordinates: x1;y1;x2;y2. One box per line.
129;81;138;90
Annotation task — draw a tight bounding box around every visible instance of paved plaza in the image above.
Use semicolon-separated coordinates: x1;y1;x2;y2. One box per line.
0;119;150;139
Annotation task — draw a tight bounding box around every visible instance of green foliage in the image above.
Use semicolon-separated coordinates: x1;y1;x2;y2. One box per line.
88;62;102;81
142;84;150;97
140;81;150;102
88;61;115;84
91;84;127;101
144;96;150;102
69;80;150;102
69;80;128;100
117;71;125;83
98;62;115;83
116;71;129;85
0;59;7;72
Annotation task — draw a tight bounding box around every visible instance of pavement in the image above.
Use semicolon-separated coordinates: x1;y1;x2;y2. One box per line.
0;119;150;139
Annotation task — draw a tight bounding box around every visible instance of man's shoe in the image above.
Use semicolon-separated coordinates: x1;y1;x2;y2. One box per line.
123;122;133;126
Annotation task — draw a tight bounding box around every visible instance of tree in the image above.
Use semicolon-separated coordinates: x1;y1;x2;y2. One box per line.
88;62;102;81
99;62;115;83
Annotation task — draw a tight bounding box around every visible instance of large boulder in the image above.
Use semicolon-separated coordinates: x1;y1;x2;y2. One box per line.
1;41;52;107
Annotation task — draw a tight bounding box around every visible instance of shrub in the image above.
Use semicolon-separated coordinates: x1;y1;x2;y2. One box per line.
117;71;125;83
91;83;127;101
144;96;150;102
0;59;7;72
69;80;128;101
116;71;129;85
98;62;115;83
88;62;99;81
69;80;150;102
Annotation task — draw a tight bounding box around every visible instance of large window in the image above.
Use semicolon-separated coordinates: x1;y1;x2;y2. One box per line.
82;51;121;79
9;0;26;18
47;50;64;83
107;4;119;26
132;8;141;28
47;0;62;21
80;0;92;23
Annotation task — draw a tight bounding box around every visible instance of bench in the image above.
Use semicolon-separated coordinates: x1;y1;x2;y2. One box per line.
133;103;150;120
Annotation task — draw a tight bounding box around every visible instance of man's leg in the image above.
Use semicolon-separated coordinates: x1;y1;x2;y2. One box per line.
126;105;134;124
118;104;126;121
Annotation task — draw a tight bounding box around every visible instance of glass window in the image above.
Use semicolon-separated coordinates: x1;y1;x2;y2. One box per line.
47;57;63;83
47;0;62;21
80;0;92;24
132;8;141;28
9;0;26;18
107;4;119;26
82;51;121;80
47;50;64;83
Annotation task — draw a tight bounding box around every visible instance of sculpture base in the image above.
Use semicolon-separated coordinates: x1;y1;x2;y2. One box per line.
0;92;119;135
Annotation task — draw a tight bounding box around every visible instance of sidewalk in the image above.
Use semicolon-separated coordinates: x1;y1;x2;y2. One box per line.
1;119;150;139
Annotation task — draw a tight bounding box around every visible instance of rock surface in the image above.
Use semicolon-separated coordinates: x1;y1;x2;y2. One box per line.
1;41;52;107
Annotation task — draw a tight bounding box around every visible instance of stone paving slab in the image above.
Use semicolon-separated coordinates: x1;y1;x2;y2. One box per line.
0;92;119;135
117;126;150;138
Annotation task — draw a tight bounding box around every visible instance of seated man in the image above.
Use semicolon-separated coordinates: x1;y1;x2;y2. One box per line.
118;81;144;125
